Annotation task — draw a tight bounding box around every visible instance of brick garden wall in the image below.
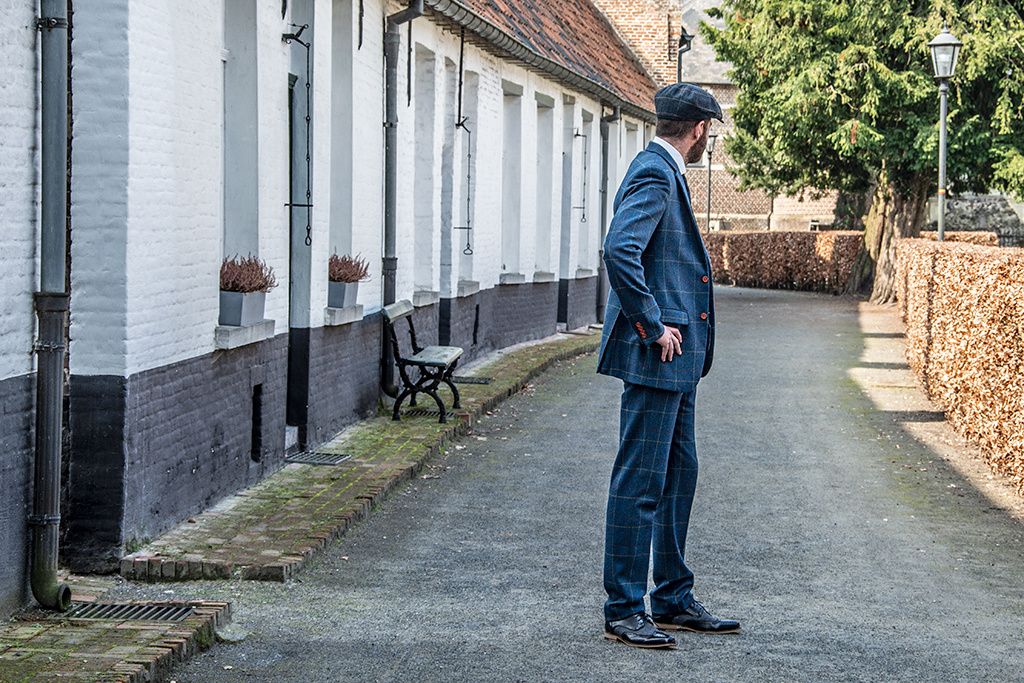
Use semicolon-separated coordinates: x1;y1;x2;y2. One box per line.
896;237;1024;493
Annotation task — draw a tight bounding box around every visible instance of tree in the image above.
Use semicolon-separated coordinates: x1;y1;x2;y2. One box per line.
703;0;1024;302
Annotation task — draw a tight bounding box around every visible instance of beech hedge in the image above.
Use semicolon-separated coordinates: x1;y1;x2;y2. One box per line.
896;237;1024;493
702;231;863;293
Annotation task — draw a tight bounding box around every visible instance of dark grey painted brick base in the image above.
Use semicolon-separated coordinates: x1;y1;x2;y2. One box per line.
562;276;599;332
440;280;586;365
66;336;288;573
305;314;384;448
0;374;33;617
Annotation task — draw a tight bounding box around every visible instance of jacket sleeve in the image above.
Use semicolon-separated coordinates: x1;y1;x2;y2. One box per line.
602;162;671;346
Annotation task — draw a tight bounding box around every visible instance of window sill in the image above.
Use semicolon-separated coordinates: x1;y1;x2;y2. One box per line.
215;319;276;350
324;304;364;327
457;280;479;298
499;272;526;285
413;290;439;307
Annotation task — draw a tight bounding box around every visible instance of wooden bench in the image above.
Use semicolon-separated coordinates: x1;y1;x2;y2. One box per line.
383;299;463;423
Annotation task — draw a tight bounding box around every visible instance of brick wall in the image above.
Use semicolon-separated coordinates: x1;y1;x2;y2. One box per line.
52;0;635;575
0;0;41;617
66;335;288;572
0;374;33;616
306;315;382;447
592;0;680;87
440;282;562;364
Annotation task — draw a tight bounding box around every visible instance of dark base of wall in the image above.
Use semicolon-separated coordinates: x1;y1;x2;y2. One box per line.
66;335;288;573
0;374;34;617
561;276;598;331
440;282;560;365
305;314;384;447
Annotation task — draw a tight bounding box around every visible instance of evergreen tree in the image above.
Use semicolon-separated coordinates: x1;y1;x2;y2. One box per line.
704;0;1024;301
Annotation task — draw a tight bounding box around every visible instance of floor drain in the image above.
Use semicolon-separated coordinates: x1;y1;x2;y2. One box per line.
66;602;195;622
285;452;352;466
402;408;442;418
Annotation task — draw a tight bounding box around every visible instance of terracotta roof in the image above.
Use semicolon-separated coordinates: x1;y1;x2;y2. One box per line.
427;0;657;117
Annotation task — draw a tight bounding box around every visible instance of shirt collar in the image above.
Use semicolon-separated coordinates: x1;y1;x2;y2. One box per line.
652;137;687;175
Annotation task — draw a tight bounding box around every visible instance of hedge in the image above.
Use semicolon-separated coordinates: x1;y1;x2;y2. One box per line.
896;237;1024;493
702;231;863;293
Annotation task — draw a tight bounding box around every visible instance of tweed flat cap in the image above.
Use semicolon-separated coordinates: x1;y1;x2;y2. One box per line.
655;83;723;122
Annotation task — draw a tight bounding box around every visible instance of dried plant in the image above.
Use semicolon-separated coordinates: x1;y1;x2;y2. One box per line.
328;252;370;283
220;254;278;293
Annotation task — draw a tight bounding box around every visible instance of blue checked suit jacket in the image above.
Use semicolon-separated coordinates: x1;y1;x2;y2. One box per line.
597;141;715;393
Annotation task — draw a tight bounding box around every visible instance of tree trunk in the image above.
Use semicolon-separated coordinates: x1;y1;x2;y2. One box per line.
844;169;929;303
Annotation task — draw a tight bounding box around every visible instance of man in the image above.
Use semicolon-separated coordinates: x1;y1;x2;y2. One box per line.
598;82;740;648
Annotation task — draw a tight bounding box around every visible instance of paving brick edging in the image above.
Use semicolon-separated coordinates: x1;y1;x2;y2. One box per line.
0;600;229;683
119;336;600;584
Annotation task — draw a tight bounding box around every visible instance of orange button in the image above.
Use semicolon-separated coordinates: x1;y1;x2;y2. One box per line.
702;276;709;283
700;312;708;320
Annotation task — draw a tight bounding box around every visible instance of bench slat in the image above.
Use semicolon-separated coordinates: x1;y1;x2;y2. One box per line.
382;299;414;322
408;345;463;367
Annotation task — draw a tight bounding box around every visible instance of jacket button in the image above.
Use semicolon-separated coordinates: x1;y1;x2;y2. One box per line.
702;276;709;283
700;312;708;320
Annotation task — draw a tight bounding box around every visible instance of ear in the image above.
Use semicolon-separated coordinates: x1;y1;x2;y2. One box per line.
693;119;708;140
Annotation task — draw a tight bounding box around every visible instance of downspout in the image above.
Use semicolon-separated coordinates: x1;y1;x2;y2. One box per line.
596;106;620;324
382;0;423;397
32;0;72;611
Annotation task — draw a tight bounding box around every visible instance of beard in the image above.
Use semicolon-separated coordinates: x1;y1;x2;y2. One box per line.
684;126;710;165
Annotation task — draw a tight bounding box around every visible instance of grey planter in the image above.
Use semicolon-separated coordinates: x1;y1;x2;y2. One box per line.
219;290;266;327
328;281;359;308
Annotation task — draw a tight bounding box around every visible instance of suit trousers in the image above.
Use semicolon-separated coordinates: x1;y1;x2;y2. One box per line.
604;380;699;621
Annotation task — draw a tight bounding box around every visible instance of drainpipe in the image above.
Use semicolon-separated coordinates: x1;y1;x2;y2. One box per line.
381;0;423;397
596;105;620;324
32;0;72;612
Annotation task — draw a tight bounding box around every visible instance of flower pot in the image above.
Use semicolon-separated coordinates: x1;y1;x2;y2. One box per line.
219;290;266;326
328;281;359;308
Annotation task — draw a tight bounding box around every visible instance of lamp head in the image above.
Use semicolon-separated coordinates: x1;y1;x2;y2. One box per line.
928;24;962;80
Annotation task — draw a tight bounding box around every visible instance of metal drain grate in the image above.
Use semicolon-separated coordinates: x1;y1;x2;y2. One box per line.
451;376;492;384
285;451;352;466
402;408;442;418
66;602;194;623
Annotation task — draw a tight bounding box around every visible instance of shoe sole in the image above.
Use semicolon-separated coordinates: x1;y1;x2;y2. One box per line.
653;622;740;634
603;632;676;648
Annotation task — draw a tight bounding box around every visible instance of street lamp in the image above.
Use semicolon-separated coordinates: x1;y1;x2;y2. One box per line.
928;23;962;241
676;27;694;82
706;130;718;233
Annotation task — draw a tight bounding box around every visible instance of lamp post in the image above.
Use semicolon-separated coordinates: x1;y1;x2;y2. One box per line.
676;27;694;82
928;23;962;241
706;130;717;233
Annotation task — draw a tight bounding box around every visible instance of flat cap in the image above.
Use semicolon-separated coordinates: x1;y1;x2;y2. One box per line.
655;83;723;122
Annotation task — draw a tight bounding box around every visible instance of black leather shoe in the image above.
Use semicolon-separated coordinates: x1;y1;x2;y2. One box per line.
653;601;740;634
604;612;676;648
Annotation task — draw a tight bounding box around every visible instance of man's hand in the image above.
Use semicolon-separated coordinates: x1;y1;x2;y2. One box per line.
655;326;683;362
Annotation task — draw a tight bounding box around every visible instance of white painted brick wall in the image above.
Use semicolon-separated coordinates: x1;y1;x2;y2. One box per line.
0;1;40;381
67;0;631;376
70;0;131;377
